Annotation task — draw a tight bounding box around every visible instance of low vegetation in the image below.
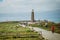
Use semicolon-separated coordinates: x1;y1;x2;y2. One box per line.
0;22;44;40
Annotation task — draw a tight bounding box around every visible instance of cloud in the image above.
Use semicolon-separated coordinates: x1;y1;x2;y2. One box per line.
0;0;60;23
0;0;60;13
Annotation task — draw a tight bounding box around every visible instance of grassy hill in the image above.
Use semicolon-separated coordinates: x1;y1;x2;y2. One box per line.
0;22;44;40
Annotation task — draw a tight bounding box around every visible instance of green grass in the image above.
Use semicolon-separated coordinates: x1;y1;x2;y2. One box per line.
0;22;44;40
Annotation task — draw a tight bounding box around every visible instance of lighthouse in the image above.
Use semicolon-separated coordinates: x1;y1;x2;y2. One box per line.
31;9;35;22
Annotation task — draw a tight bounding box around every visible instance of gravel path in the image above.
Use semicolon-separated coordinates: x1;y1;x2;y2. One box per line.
31;27;60;40
19;24;60;40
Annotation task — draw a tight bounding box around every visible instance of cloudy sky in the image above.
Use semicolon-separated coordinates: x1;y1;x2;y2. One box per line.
0;0;60;23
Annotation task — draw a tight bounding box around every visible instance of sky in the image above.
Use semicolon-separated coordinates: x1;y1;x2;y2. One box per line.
0;0;60;23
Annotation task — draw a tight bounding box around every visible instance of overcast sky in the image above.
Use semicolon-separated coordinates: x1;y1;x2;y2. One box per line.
0;0;60;23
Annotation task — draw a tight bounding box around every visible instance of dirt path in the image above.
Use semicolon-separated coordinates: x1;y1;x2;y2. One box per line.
31;27;60;40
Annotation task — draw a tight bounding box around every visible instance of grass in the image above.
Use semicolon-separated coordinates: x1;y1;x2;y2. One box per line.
0;22;44;40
